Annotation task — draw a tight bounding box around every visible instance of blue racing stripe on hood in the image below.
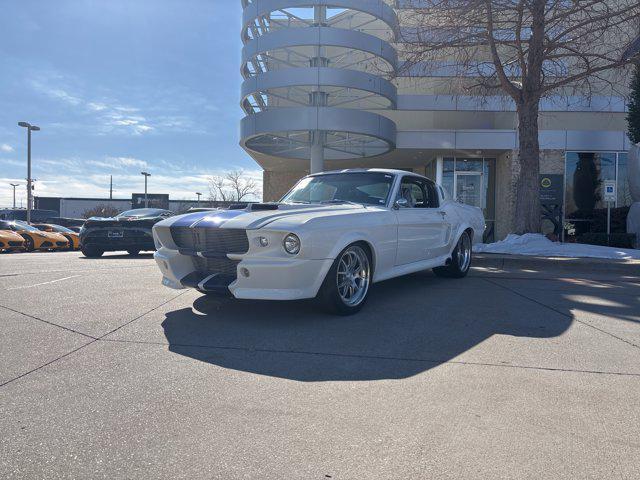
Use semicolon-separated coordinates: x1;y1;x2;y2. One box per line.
171;209;249;228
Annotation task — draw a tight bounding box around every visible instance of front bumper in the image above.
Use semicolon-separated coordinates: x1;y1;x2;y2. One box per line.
154;247;334;301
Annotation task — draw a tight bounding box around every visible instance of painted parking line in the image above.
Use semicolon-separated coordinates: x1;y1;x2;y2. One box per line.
6;275;82;291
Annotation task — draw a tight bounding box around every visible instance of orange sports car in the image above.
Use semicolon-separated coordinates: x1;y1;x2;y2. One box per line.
0;220;69;252
0;229;26;252
34;223;81;250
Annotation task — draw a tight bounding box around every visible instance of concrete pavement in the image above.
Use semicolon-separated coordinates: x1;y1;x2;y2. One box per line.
1;251;639;479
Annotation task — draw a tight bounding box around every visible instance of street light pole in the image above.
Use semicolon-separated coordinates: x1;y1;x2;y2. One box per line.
18;122;40;224
10;183;19;208
141;171;151;208
196;192;202;206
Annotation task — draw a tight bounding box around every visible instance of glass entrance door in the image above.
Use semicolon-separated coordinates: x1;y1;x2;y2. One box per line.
455;173;483;209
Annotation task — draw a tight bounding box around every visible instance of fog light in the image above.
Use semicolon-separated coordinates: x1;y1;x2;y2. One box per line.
258;236;269;247
241;267;250;278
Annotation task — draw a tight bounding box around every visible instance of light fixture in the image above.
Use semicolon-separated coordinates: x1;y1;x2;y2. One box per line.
283;233;301;255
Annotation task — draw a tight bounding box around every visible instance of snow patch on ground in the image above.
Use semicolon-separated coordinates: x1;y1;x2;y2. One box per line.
475;234;640;260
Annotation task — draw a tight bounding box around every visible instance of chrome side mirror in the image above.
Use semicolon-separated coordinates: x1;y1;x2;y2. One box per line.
393;198;409;210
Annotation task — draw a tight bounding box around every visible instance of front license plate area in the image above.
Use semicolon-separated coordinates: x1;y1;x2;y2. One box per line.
108;230;124;238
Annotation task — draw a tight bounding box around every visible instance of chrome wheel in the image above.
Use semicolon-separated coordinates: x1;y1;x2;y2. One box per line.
336;245;370;307
457;233;472;272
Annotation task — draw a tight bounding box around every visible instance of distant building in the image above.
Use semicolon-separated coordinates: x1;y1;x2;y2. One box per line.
34;196;231;218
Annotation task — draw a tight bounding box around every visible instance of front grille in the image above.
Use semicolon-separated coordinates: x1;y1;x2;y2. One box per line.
41;241;52;247
56;241;67;246
170;227;249;254
192;256;240;277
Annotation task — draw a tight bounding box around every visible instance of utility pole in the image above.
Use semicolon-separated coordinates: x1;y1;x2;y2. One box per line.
196;192;202;206
10;183;19;208
18;122;41;224
109;175;113;200
140;171;151;208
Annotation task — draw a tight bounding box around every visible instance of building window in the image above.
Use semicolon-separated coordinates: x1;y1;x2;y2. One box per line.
441;157;496;242
564;151;632;234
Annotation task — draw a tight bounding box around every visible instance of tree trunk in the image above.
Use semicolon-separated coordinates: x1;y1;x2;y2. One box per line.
514;101;541;234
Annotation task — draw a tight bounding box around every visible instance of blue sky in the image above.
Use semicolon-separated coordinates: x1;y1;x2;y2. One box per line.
0;0;259;207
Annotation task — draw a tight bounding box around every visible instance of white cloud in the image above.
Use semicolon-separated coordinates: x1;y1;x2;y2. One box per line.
110;156;148;168
1;144;14;152
26;71;206;137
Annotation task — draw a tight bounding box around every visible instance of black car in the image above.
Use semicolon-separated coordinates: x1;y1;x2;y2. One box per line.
79;208;173;258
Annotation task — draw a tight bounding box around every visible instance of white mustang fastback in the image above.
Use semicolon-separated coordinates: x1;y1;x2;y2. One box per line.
153;169;484;314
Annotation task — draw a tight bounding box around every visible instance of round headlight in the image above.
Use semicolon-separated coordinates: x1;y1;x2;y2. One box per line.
283;233;301;255
258;236;269;247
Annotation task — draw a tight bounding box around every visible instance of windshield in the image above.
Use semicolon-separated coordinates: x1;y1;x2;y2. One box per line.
116;208;168;218
281;172;395;207
50;224;74;233
12;222;40;232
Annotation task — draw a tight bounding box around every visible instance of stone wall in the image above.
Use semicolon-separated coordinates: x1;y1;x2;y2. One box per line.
539;150;564;175
263;170;308;202
494;149;565;240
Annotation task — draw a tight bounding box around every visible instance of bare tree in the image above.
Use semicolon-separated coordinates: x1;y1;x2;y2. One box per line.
208;170;261;202
82;204;121;219
399;0;640;233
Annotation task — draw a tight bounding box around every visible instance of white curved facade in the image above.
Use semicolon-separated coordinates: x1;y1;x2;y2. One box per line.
240;0;399;172
240;1;633;242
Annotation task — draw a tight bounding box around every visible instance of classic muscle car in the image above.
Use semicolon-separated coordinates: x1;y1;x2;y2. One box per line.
0;220;69;252
153;169;485;314
80;208;174;257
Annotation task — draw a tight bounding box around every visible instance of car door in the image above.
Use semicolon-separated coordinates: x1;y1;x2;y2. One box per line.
394;176;451;265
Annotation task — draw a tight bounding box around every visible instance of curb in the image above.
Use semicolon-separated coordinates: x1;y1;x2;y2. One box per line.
473;253;640;276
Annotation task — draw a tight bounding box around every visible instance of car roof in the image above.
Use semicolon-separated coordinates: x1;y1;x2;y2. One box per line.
308;168;432;181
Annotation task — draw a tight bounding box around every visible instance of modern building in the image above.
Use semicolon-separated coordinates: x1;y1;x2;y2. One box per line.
239;1;636;241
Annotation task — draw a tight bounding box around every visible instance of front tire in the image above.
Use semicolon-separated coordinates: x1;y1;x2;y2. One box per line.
433;231;472;278
23;236;35;252
318;243;372;315
81;246;104;258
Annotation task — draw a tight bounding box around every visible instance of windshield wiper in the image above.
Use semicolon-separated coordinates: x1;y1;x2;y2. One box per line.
320;199;366;207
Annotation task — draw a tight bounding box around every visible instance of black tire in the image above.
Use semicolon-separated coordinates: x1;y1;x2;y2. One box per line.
433;231;472;278
64;235;74;251
127;249;141;256
23;235;35;252
81;246;104;258
317;243;372;316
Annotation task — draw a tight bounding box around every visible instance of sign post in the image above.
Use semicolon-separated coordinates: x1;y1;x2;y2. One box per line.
603;180;617;246
539;174;564;241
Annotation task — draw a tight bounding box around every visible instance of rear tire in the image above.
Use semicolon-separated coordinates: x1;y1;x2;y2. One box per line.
433;231;472;278
81;246;104;258
317;243;372;316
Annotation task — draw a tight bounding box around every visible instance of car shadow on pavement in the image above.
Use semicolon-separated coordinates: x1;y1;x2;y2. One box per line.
161;271;573;381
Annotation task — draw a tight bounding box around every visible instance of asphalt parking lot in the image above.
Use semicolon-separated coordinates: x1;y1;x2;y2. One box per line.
1;251;640;479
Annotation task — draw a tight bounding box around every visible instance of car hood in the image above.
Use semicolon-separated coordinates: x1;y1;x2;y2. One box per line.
0;230;24;241
20;230;67;241
83;216;163;228
160;203;382;230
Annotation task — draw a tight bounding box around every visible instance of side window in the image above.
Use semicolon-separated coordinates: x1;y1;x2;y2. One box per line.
398;177;427;208
424;180;440;208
